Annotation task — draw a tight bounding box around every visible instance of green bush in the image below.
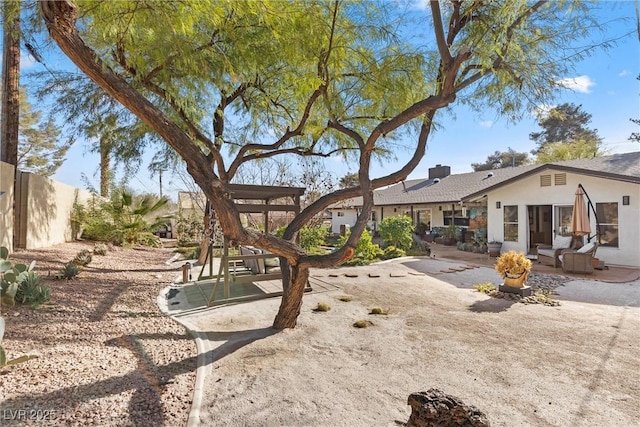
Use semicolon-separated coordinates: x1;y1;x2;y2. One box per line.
378;216;414;250
176;207;204;246
75;191;170;247
338;229;382;265
382;245;406;260
299;225;329;251
56;262;79;280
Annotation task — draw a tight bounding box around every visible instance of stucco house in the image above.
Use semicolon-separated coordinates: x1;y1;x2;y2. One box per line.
329;152;640;268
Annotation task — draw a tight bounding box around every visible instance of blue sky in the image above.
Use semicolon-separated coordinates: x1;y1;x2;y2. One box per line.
12;1;640;198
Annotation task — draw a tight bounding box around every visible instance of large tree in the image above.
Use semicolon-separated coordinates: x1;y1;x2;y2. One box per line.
16;90;71;176
40;0;602;329
529;103;603;155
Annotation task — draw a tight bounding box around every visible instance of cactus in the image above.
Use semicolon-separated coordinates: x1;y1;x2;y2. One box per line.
14;272;50;307
73;249;92;266
1;246;37;306
56;262;79;280
1;317;38;369
93;243;108;256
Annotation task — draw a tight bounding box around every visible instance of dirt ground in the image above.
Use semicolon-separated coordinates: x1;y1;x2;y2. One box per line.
187;262;640;427
1;242;195;427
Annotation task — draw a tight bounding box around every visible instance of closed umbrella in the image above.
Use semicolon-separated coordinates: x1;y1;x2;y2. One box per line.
570;186;591;237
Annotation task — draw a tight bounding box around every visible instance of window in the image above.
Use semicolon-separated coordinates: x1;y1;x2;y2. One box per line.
443;210;469;226
336;211;345;217
554;205;573;236
504;205;518;241
596;203;618;247
554;173;567;185
540;175;552;187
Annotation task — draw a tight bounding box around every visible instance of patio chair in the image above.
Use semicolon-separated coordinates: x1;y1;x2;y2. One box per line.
560;242;598;274
537;235;573;268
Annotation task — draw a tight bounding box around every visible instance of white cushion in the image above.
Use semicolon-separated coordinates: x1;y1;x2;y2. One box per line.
577;242;595;254
552;235;573;250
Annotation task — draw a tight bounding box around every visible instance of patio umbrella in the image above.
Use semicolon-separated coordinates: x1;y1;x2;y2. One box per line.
570;186;591;237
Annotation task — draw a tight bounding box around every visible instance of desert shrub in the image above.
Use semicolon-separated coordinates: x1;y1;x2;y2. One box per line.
312;302;331;312
473;282;496;294
73;249;93;266
369;306;388;315
176;207;204;246
338;295;352;302
338;229;382;266
300;225;329;251
378;216;414;250
56;262;79;280
382;245;406;260
353;319;373;328
93;243;108;255
75;191;170;247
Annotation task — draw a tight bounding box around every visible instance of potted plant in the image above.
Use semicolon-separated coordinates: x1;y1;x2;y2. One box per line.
441;224;457;246
487;240;502;257
494;250;532;288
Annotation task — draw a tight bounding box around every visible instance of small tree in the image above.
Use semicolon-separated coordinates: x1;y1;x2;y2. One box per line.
378;216;414;250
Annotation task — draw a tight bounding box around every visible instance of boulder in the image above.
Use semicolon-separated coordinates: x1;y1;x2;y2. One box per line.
407;389;490;427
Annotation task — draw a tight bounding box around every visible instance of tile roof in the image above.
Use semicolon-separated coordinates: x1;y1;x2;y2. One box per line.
331;151;640;208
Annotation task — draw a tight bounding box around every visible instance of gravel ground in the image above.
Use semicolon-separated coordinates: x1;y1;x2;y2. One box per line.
1;241;195;427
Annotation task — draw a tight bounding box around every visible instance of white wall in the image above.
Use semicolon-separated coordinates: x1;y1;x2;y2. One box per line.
487;170;640;267
16;172;93;249
331;209;358;234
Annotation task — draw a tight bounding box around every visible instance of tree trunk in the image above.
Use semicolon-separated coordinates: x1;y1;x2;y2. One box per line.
273;261;309;329
1;1;20;166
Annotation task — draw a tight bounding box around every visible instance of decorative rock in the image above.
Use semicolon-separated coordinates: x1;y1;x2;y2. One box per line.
407;389;491;427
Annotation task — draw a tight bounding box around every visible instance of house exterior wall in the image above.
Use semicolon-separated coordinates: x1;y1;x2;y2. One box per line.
486;171;640;267
0;162;15;251
330;208;358;234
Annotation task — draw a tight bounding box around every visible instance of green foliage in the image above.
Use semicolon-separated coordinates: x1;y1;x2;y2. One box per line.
382;246;406;260
474;282;497;294
312;302;331;312
75;191;169;247
530;103;602;154
17;89;71;177
338;229;382;265
472;148;530;171
73;249;92;266
56;262;79;280
1;247;39;306
378;216;414;250
1;317;39;369
14;272;50;308
535;139;604;163
176;207;204;246
299;225;329;251
93;243;108;255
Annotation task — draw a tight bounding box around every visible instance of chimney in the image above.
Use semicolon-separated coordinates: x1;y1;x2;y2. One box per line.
428;164;451;180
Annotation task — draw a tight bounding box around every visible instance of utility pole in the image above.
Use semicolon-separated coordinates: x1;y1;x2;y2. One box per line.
1;0;20;166
158;169;163;198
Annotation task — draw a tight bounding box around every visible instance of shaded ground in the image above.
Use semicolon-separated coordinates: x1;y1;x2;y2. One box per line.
1;242;195;427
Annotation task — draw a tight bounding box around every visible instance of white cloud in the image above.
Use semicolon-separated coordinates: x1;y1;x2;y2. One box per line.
556;75;595;93
479;120;493;128
20;52;37;70
411;0;430;10
618;69;629;77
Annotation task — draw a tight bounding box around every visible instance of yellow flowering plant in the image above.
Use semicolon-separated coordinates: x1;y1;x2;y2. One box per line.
494;250;532;279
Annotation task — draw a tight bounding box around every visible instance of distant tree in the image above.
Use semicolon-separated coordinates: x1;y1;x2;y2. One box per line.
630;75;640;143
16;89;71;176
529;103;602;154
471;148;530;171
535;138;604;163
338;172;359;188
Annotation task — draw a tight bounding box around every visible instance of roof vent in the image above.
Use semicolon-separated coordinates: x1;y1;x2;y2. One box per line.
433;178;441;183
487;172;494;178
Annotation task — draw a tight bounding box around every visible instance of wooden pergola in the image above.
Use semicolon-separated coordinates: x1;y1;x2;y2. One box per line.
197;183;306;306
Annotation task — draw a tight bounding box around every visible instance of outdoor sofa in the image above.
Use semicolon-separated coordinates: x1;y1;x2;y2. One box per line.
537;235;573;268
